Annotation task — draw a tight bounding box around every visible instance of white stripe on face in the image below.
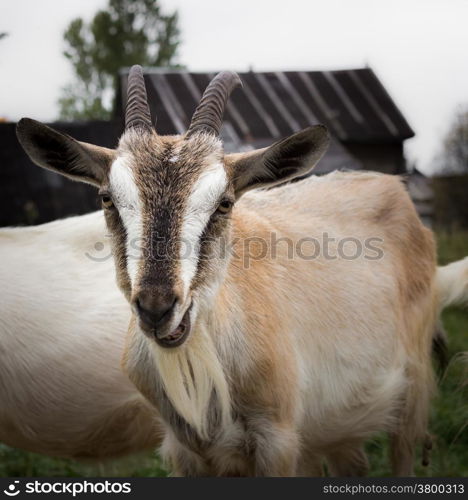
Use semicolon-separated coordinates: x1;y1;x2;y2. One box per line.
109;156;143;287
179;162;228;297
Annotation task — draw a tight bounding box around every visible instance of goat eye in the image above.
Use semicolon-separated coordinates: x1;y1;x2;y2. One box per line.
100;194;114;209
216;199;233;215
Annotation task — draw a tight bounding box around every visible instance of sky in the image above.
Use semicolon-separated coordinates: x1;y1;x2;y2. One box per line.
1;0;467;174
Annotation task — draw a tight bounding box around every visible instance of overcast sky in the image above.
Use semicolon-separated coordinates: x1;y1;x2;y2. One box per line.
1;0;467;174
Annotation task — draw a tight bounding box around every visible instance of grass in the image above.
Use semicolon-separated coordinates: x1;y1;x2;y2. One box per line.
1;231;467;477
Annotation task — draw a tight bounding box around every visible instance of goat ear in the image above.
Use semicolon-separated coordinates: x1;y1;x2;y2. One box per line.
16;118;114;187
227;125;330;196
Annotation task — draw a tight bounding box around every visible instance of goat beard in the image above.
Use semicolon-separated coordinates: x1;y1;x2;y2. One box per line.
123;314;232;440
148;322;231;439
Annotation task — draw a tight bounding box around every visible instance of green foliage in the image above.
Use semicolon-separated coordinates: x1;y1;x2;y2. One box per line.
0;232;467;477
58;0;181;120
0;33;8;41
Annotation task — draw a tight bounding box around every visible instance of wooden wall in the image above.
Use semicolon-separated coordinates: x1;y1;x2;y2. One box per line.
0;121;119;227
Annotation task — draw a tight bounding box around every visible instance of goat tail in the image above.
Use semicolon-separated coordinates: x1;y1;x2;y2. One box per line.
431;257;468;375
436;257;468;310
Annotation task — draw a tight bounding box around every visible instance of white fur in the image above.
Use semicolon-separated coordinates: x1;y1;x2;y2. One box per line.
179;162;228;298
109;156;143;287
0;211;161;458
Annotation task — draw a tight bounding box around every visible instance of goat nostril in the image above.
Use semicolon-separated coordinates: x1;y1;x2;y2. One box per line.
135;293;178;328
168;295;177;312
134;298;143;315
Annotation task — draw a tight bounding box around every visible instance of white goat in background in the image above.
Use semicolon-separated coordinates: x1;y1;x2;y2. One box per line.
0;211;163;459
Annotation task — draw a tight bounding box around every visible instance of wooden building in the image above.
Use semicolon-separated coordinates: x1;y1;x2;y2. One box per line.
0;67;417;227
117;67;415;175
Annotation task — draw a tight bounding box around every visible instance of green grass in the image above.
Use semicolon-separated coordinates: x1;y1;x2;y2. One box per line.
0;446;167;477
1;232;467;477
436;231;468;266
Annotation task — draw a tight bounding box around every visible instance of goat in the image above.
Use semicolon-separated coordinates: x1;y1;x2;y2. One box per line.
0;211;163;459
16;66;468;476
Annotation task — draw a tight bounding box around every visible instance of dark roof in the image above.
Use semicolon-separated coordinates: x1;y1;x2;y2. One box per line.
117;67;414;146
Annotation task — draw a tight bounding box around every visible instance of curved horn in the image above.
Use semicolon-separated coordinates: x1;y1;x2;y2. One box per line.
125;65;153;131
186;71;242;138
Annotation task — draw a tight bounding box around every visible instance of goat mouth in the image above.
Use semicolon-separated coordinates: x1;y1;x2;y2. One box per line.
156;305;192;348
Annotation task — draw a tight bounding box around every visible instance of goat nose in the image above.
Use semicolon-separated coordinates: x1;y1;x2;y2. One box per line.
135;290;177;329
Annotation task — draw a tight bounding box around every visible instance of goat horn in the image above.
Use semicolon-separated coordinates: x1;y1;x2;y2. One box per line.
125;65;153;131
186;71;242;138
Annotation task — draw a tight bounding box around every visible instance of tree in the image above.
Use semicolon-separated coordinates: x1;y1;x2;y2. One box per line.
437;105;468;175
0;33;7;41
59;0;181;120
